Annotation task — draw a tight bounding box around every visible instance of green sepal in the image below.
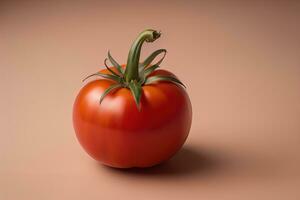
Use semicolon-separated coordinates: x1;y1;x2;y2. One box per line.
108;51;124;74
145;75;186;88
82;72;121;83
138;69;146;85
144;64;160;77
104;58;123;77
139;49;167;69
128;81;142;110
99;84;123;104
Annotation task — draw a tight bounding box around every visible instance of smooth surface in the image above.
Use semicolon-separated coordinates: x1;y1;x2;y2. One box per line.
73;68;192;168
1;0;300;199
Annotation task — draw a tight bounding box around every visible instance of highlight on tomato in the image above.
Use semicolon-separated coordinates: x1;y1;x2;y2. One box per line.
73;29;192;168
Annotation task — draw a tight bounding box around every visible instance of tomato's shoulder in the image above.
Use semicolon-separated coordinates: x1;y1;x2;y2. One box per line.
82;79;115;93
99;65;126;74
147;69;177;78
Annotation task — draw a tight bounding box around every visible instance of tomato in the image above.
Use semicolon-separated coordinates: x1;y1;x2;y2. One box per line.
73;29;192;168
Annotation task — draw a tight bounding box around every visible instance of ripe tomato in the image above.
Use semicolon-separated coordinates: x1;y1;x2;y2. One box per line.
73;29;192;168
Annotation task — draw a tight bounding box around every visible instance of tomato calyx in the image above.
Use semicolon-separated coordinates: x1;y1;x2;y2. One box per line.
82;29;186;109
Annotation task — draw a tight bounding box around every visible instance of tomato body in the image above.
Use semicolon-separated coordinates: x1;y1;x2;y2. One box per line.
73;68;192;168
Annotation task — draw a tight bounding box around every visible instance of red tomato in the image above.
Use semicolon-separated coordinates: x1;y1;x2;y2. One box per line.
73;29;192;168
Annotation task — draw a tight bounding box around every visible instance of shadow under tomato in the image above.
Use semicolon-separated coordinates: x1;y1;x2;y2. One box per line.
100;145;226;178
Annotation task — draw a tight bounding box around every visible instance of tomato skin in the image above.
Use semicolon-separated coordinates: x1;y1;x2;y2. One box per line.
73;68;192;168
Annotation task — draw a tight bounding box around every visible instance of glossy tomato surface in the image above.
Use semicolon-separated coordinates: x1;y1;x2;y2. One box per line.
73;67;192;168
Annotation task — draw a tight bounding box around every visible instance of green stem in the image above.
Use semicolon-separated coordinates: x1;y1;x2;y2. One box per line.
124;29;161;82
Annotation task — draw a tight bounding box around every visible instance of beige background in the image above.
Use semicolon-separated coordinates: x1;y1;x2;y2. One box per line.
1;0;300;199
